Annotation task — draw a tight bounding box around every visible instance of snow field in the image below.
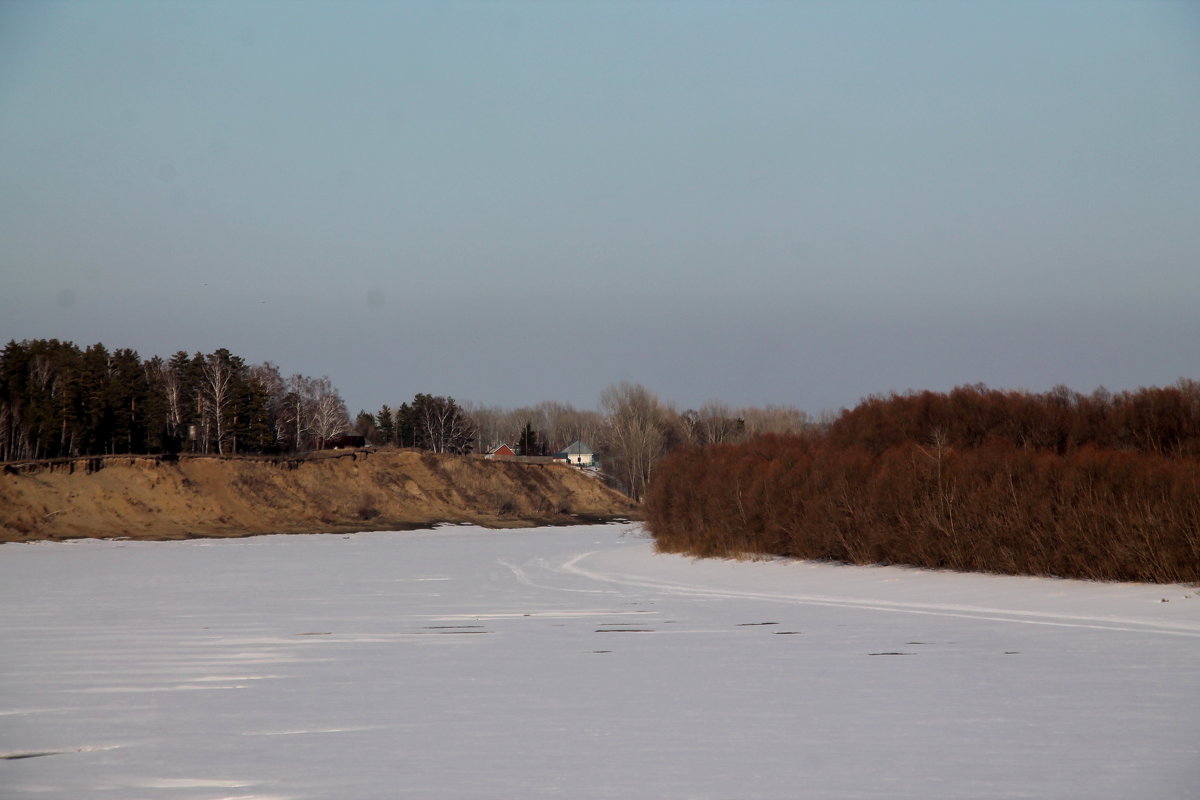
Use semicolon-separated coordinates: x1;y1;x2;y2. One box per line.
1;523;1197;799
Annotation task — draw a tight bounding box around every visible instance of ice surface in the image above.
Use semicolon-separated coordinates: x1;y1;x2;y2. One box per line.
1;524;1197;798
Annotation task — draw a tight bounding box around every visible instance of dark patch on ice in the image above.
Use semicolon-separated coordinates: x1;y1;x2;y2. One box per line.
595;629;654;633
591;650;612;654
423;625;484;629
737;622;779;626
2;750;65;760
868;652;913;656
1004;651;1021;655
774;631;803;635
431;630;489;635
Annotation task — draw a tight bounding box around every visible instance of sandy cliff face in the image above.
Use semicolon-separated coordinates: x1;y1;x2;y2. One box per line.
0;450;638;541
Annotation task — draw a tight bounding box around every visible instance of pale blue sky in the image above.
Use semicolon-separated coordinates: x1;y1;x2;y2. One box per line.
2;0;1198;415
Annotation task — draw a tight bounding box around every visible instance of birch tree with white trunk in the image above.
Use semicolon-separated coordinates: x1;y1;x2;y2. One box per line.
308;376;350;449
202;350;237;454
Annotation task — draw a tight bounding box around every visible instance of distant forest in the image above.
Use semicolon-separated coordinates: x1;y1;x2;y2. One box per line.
0;340;811;501
645;383;1200;583
0;339;496;461
0;339;355;459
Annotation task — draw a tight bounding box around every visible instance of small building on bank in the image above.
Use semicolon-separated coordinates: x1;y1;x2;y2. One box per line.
556;440;597;467
325;434;366;449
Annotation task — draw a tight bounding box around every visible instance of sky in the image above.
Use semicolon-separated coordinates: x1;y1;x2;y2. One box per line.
1;0;1198;417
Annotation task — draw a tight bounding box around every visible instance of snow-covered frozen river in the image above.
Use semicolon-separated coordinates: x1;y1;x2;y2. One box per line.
2;523;1197;799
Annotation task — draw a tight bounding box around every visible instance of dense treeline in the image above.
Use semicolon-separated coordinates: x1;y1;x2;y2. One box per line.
0;339;350;459
645;384;1200;583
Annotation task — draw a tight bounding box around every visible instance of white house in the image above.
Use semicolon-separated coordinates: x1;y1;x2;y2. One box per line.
556;440;597;467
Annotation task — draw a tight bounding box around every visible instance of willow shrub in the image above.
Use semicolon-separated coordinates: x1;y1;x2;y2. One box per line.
644;434;1200;584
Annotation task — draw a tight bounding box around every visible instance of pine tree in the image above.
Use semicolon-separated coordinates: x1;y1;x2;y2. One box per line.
355;410;378;444
375;405;395;445
395;402;416;448
230;371;274;453
519;421;542;456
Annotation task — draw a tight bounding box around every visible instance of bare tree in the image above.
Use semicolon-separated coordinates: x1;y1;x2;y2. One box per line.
463;400;605;455
151;356;185;446
599;382;673;501
308;376;350;449
532;400;604;453
412;394;476;453
697;401;743;446
463;402;514;452
740;404;811;437
202;350;236;454
282;374;313;452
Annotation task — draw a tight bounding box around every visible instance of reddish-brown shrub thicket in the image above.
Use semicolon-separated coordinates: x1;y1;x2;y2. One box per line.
645;385;1200;583
827;382;1200;457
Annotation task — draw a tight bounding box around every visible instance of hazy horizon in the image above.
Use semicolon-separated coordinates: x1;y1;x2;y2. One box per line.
3;1;1197;416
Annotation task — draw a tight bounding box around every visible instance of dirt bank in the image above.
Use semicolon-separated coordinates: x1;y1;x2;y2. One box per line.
0;450;639;542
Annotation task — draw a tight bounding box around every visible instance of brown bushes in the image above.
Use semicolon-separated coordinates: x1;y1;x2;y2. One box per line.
827;381;1200;457
645;386;1200;583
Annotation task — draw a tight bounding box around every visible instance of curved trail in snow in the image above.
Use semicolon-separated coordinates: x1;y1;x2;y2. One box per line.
556;541;1200;638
